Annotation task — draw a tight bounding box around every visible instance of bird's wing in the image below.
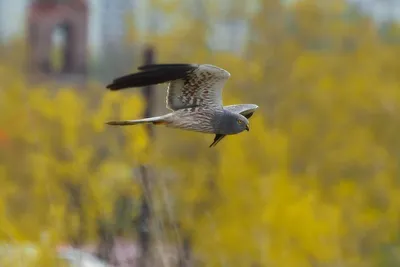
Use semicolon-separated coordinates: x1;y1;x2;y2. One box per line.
106;63;231;111
209;104;259;148
223;104;259;118
209;134;226;148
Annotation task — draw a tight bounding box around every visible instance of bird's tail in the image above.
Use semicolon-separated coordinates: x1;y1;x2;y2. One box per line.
106;116;167;126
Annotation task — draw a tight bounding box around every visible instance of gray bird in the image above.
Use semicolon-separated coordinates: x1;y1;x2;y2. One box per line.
106;63;258;147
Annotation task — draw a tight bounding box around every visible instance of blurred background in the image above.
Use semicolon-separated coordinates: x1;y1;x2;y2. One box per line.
0;0;400;266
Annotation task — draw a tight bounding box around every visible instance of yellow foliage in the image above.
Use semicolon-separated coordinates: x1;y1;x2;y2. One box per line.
0;55;147;262
1;0;400;266
140;0;400;266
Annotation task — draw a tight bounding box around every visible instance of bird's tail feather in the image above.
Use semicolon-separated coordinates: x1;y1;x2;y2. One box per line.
106;116;167;126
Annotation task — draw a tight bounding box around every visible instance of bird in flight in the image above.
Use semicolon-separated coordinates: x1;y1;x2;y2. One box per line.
106;63;258;147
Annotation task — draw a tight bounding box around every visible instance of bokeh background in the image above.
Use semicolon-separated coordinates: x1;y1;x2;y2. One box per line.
1;0;400;266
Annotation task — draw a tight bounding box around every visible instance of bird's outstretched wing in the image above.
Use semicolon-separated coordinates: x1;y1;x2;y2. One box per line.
223;104;259;117
209;104;259;147
106;64;231;110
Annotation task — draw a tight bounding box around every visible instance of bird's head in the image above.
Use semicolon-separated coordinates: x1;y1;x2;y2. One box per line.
218;111;250;135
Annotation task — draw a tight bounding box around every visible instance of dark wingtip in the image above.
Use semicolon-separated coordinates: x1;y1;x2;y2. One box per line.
106;81;130;91
105;63;198;91
244;112;254;119
209;140;216;148
138;63;196;71
209;134;226;148
106;84;118;90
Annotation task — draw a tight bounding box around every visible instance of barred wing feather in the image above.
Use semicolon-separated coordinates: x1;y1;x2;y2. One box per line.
106;63;231;111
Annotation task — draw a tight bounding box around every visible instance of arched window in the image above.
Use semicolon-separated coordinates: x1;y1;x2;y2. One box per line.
27;0;88;79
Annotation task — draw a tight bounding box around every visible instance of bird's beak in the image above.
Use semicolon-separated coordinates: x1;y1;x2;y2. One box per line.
246;124;250;131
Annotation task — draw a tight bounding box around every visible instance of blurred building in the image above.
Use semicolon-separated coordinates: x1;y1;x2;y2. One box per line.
97;0;135;82
351;0;400;22
26;0;88;83
0;0;4;44
100;0;134;51
208;20;249;54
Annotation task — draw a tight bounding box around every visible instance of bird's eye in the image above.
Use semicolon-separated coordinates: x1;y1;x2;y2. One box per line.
237;119;243;124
